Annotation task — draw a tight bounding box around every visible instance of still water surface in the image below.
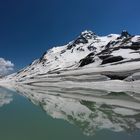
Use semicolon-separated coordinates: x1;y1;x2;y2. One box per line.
0;87;140;140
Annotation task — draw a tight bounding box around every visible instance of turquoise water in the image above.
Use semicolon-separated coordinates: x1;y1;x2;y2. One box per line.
0;87;140;140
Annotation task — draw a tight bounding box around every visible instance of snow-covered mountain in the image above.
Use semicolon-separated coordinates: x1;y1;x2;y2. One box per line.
1;30;140;87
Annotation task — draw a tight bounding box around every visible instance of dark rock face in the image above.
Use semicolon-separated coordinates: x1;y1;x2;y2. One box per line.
79;57;94;67
81;30;96;40
75;36;88;44
103;74;127;80
76;47;85;51
121;30;131;38
117;30;132;39
67;36;88;50
39;51;47;62
60;50;66;54
98;55;113;60
67;31;96;50
79;53;95;67
67;43;75;50
87;45;97;51
132;42;140;46
101;56;124;65
120;44;140;50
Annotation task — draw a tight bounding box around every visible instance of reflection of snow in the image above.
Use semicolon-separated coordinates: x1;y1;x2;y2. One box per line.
13;84;140;136
35;95;140;136
0;88;13;107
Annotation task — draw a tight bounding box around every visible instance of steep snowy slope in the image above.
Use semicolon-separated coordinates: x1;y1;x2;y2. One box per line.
1;30;140;84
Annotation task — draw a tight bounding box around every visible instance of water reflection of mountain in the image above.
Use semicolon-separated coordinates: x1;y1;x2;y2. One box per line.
13;84;140;136
0;87;13;107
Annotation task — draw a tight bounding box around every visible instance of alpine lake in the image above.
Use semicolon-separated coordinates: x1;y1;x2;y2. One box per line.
0;86;140;140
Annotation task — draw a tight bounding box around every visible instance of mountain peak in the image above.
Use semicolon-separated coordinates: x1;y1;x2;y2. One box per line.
120;30;131;38
80;30;96;39
67;30;96;50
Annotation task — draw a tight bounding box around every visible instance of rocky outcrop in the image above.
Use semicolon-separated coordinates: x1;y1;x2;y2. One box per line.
101;56;124;65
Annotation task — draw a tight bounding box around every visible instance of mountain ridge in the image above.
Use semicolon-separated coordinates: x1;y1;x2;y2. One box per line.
1;30;140;85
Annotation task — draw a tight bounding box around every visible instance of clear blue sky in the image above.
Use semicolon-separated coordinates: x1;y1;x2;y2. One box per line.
0;0;140;70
